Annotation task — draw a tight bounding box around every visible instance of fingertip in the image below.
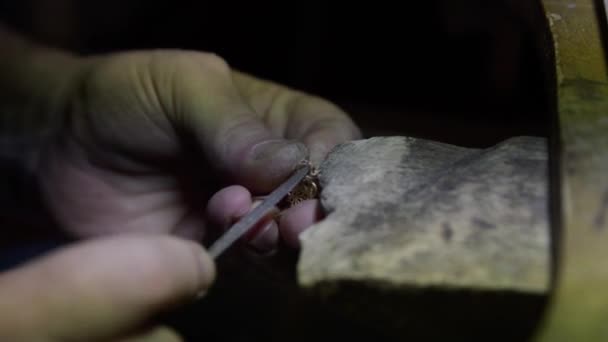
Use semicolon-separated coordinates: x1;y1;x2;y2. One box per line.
206;185;252;228
240;140;309;193
279;199;324;248
190;243;216;297
247;220;279;254
117;325;183;342
304;127;359;166
119;236;216;301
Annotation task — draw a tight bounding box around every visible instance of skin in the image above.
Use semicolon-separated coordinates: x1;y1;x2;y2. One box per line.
0;27;361;341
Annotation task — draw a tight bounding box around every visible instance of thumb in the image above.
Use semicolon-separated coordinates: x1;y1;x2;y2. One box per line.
0;234;215;342
173;54;308;194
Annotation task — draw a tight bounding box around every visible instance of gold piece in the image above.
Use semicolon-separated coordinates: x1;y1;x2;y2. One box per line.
285;161;320;207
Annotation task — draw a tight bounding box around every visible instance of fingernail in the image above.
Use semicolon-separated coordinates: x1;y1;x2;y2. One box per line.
250;139;308;164
248;221;279;253
242;140;309;193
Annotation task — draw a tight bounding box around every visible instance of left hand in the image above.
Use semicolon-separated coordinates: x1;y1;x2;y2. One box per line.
36;50;361;252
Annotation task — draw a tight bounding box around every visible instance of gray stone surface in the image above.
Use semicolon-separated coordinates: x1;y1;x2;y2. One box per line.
298;136;550;293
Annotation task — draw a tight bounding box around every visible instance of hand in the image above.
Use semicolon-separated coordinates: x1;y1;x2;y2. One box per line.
37;50;361;252
0;234;215;341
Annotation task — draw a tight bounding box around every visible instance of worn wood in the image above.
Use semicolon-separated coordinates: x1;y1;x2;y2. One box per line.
297;136;550;339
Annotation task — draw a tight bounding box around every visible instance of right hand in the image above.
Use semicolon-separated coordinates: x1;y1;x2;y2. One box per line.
0;234;215;341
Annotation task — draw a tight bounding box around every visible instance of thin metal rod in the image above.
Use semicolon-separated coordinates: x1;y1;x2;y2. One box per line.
208;165;310;258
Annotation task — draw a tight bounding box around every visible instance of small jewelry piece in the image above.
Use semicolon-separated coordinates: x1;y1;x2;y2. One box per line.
284;160;320;207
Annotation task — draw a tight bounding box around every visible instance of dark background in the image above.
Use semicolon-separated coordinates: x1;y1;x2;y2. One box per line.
0;0;550;146
0;1;552;341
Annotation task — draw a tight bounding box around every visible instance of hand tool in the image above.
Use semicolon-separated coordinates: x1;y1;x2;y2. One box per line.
208;164;310;258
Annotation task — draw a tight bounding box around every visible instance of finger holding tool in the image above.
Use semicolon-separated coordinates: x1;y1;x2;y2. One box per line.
208;164;312;259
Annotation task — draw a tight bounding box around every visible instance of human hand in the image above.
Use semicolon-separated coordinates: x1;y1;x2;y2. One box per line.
0;234;214;341
37;50;361;252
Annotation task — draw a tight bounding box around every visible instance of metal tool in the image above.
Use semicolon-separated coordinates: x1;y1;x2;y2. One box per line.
208;164;310;258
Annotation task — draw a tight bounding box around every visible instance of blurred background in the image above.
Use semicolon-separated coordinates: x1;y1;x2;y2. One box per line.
0;0;550;147
0;1;552;341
